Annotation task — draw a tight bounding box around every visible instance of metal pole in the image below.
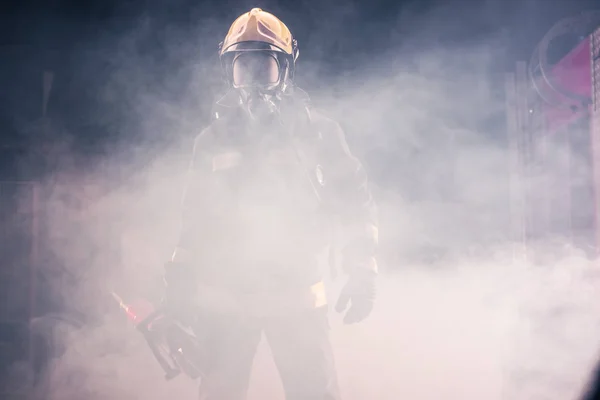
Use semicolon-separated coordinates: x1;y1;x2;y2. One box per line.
591;27;600;255
505;71;525;260
516;61;531;256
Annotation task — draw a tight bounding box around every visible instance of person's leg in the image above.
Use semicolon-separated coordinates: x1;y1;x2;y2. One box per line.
197;313;262;400
264;306;341;400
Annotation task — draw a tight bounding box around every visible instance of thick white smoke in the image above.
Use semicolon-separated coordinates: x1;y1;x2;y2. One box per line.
25;2;600;400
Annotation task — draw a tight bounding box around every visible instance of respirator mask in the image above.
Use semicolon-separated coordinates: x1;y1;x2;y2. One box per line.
232;51;283;120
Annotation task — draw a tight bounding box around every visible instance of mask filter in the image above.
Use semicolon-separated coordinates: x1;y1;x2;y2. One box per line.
240;88;279;121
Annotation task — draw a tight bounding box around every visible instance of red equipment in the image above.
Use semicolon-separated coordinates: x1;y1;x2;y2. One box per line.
111;292;207;382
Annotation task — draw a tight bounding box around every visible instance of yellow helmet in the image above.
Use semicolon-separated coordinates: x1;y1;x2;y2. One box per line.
219;8;299;90
220;8;297;57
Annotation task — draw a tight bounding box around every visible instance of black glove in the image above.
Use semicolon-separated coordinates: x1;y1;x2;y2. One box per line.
163;261;197;326
335;269;376;324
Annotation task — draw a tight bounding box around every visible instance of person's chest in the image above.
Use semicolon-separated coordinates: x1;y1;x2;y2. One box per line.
211;130;321;214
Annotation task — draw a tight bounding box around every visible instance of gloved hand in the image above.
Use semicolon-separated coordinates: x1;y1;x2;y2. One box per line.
163;261;198;326
335;269;376;324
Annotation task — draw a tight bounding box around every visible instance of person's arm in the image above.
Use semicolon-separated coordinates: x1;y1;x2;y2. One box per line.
324;119;378;273
164;127;217;320
172;128;218;263
321;119;378;324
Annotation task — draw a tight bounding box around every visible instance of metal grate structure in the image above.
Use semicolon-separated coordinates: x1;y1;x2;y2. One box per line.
507;17;600;259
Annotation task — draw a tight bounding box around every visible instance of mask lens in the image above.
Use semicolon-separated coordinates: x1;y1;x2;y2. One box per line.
232;52;280;87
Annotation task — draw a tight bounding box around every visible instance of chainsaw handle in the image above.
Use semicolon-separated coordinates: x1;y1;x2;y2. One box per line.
135;308;182;380
135;308;166;333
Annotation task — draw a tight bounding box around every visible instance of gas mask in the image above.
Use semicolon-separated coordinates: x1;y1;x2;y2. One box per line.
230;51;288;121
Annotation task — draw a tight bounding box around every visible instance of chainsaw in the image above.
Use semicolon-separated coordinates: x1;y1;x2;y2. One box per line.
110;292;207;381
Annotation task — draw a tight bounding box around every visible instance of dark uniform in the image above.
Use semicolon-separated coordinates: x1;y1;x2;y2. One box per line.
164;8;378;400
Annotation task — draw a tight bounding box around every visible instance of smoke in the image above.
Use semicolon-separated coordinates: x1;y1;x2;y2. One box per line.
16;1;600;400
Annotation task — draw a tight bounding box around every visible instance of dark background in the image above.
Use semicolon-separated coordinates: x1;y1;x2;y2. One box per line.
0;0;598;171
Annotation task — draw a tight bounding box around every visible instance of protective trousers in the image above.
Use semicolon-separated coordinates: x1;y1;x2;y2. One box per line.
196;305;341;400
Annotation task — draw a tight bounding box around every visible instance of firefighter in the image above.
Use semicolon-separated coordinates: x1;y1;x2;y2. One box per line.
163;8;378;400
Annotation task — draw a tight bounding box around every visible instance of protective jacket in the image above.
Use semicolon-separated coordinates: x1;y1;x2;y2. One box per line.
176;88;378;311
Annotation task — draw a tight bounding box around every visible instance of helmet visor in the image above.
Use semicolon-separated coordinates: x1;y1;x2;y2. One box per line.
232;52;280;88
